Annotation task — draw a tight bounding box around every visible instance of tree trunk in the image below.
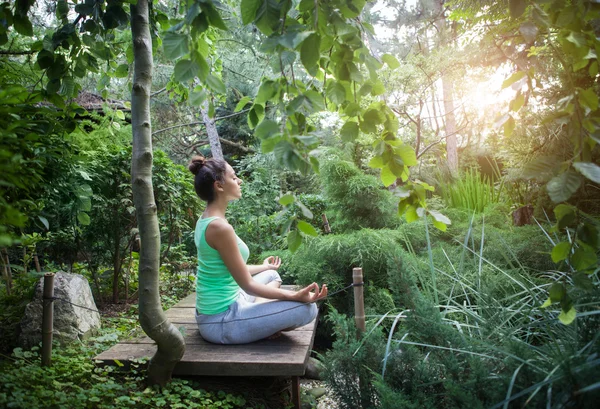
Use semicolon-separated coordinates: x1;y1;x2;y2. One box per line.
112;229;121;304
433;1;458;174
130;0;185;386
201;100;224;159
1;248;11;295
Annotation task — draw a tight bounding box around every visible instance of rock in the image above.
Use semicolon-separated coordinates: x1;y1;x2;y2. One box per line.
19;272;101;348
304;357;324;380
308;387;327;399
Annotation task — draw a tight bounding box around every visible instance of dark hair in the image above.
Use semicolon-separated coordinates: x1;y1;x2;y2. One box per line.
188;156;228;202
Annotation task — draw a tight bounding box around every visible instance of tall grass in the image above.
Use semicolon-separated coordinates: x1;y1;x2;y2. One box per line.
325;215;600;408
439;168;505;213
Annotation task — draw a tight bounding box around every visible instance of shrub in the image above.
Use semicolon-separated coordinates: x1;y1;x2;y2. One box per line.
319;158;399;233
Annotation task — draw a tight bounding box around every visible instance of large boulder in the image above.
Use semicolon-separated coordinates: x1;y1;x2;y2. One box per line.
19;272;101;348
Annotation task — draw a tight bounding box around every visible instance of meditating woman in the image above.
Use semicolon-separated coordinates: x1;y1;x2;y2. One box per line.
189;156;327;344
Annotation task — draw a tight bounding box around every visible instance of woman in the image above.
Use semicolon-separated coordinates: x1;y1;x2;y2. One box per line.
189;156;327;344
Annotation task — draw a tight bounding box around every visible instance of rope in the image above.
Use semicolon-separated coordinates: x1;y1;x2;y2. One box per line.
44;282;365;325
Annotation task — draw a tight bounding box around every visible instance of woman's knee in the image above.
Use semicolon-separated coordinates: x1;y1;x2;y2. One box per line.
263;269;282;283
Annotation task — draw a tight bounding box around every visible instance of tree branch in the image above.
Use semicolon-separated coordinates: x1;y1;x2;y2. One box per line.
152;108;251;136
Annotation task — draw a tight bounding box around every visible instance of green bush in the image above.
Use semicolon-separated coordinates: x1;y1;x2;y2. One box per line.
319;158;399;233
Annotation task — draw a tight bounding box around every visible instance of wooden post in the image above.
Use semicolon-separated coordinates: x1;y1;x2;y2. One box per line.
321;213;331;234
353;267;365;334
41;273;55;367
291;375;301;409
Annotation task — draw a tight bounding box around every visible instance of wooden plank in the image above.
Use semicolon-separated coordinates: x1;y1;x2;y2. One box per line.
95;343;309;376
95;290;318;378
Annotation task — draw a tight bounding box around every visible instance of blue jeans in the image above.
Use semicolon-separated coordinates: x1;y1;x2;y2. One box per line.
195;270;318;344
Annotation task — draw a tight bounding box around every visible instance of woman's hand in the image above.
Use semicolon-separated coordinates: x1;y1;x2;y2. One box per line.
262;256;282;270
292;282;328;303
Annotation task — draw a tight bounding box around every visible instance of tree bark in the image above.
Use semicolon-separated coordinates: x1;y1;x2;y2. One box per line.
130;0;185;386
201;100;224;159
433;0;458;174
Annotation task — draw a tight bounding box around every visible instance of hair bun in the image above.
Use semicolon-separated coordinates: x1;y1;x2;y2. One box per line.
188;156;206;175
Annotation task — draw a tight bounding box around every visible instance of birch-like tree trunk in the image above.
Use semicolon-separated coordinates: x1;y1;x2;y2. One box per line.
130;0;185;386
434;0;458;174
201;100;224;159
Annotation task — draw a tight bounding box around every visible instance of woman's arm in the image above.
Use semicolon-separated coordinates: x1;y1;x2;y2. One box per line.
206;221;327;302
247;256;281;275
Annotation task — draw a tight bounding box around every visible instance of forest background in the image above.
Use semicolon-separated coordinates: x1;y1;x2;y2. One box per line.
1;0;599;408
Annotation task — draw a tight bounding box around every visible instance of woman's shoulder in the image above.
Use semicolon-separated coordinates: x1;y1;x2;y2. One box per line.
204;217;234;236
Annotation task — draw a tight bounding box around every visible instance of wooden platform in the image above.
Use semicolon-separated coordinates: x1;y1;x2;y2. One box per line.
94;287;318;377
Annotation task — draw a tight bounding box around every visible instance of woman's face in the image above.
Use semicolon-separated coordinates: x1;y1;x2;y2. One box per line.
219;164;242;201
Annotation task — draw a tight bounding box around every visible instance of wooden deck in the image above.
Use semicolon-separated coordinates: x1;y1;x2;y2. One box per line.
94;287;318;377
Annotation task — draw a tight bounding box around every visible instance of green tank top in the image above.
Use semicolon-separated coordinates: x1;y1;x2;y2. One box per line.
195;216;249;315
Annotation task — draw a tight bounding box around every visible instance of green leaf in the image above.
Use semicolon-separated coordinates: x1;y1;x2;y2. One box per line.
578;88;599;112
405;206;420;223
254;119;280;139
340;121;359;142
371;80;385;96
56;0;69;20
115;64;128;78
572;247;597;271
558;307;576;325
37;50;54;69
235;96;252;112
201;3;227;30
297;220;318;237
547;170;582;203
573;162;600;183
549;282;566;303
519;21;538;43
295;201;314;219
394;144;417;166
573;272;594;291
502;71;526;89
115;110;125;120
554;204;576;229
14;14;33;36
189;88;207;106
241;0;262;24
77;212;91;226
368;155;384;169
509;0;526;18
551;241;571;263
300;33;320;71
287;230;302;252
540;297;552;308
380;165;396;187
38;215;49;230
325;81;346;105
173;59;198;83
432;219;447;231
163;32;189;60
504;115;516;137
255;80;277;105
279;194;294;206
510;93;525;112
248;104;265;129
429;210;451;226
381;53;400;69
206;74;226;94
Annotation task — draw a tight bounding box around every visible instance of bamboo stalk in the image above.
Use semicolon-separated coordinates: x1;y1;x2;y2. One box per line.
353;267;365;334
41;273;55;367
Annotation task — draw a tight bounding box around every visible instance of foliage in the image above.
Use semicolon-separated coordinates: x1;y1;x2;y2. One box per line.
438;168;505;213
0;335;247;409
322;214;600;408
319;156;399;233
